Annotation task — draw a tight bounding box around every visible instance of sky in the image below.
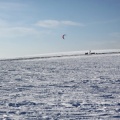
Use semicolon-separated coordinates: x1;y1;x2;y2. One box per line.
0;0;120;58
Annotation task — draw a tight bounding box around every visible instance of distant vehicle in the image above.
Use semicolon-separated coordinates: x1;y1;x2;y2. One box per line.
85;50;96;55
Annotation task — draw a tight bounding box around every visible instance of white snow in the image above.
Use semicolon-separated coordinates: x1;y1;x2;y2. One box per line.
0;52;120;119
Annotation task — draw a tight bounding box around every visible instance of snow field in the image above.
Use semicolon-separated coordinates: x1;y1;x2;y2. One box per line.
0;54;120;120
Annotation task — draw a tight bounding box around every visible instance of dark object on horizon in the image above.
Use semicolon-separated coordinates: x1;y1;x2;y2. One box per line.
85;52;96;55
85;50;96;55
91;52;96;54
85;52;88;55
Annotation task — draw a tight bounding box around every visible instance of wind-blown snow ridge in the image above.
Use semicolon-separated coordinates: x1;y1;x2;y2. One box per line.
0;49;120;61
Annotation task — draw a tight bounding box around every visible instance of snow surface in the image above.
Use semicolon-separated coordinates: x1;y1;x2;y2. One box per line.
0;54;120;120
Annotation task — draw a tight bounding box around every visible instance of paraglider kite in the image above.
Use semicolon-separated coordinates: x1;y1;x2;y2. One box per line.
62;34;66;39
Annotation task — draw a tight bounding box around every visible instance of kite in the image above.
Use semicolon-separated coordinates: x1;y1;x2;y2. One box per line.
62;34;66;39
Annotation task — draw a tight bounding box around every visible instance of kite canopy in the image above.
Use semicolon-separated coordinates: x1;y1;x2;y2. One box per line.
62;34;66;39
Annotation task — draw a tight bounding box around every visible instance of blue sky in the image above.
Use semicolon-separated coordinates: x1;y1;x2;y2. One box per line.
0;0;120;58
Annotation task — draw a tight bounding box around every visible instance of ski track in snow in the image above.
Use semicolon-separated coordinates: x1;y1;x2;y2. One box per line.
0;54;120;120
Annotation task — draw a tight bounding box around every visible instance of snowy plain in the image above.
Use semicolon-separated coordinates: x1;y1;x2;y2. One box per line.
0;53;120;120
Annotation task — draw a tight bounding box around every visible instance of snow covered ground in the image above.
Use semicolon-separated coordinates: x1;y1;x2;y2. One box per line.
0;53;120;120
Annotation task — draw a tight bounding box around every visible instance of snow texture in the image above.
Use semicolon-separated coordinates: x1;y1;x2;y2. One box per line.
0;54;120;120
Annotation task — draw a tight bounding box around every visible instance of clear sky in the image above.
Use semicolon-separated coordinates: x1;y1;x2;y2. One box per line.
0;0;120;58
